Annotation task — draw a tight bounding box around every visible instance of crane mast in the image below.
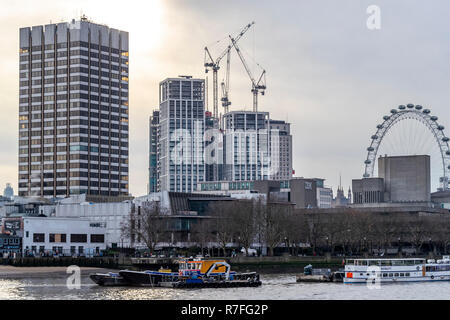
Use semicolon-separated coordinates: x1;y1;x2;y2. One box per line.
220;49;231;114
229;34;266;112
204;22;255;119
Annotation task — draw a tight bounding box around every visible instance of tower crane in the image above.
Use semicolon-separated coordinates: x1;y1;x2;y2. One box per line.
204;22;254;119
229;34;266;112
220;49;231;114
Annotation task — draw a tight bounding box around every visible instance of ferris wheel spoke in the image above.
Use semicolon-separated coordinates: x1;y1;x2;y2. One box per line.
364;104;449;190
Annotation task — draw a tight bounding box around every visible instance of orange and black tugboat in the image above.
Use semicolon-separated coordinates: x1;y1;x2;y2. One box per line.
90;257;261;288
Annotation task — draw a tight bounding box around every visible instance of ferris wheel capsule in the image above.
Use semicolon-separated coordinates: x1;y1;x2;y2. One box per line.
438;125;445;130
415;105;423;110
398;105;406;110
364;160;371;164
390;109;398;114
371;135;378;140
423;109;431;114
383;115;390;120
446;150;450;156
367;147;375;151
442;137;450;142
377;124;383;129
431;116;438;121
407;104;414;108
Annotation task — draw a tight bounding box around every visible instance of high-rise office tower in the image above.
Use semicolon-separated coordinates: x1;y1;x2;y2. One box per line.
266;119;292;180
221;111;292;182
157;76;205;192
148;110;159;193
18;18;129;198
223;111;271;181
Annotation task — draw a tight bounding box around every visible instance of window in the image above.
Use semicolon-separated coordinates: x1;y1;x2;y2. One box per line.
33;233;45;242
49;233;66;243
70;234;87;243
90;234;104;243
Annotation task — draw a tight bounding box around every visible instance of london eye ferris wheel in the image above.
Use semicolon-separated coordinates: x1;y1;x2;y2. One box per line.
363;104;450;191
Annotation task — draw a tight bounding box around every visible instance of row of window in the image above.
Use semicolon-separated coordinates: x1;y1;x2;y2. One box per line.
29;232;104;243
19;172;127;180
20;87;128;96
21;60;126;70
19;163;128;171
20;77;128;88
22;41;124;53
382;272;411;277
21;181;125;188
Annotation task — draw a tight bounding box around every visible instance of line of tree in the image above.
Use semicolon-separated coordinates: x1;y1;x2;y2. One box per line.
122;200;450;257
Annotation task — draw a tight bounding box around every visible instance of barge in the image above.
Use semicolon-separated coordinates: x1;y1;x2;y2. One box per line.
90;257;262;288
89;272;129;286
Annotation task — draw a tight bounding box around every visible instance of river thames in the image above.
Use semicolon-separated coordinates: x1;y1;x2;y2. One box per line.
0;270;449;300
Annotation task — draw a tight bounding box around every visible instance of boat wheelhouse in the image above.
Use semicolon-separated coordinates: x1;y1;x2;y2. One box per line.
344;256;450;283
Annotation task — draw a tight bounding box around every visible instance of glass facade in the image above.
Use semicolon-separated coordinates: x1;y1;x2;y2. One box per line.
158;78;205;192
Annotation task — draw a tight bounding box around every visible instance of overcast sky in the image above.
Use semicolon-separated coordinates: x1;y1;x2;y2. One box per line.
1;0;450;196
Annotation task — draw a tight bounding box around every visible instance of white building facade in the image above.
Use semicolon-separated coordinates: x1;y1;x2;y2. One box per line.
55;201;132;248
22;216;106;256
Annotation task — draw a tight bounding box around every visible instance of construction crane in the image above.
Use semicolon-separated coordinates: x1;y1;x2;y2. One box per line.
204;22;255;119
220;49;231;114
229;34;266;113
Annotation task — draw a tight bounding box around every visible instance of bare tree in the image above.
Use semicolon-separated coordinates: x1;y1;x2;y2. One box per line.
190;218;214;256
405;215;431;255
285;211;309;256
121;202;168;254
228;200;258;256
261;204;291;256
208;201;235;257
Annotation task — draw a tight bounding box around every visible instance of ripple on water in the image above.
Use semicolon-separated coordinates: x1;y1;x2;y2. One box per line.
1;274;450;300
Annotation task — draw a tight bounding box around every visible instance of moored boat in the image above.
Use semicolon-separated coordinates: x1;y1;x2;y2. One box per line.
343;255;450;284
119;257;262;288
89;272;130;286
119;268;179;287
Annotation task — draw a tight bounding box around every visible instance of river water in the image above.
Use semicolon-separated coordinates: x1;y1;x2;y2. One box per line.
1;272;450;300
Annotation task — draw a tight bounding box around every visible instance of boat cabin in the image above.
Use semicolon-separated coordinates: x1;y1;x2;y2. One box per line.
178;258;229;276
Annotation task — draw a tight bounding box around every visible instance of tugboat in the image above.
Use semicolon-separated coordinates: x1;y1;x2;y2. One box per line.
117;257;262;288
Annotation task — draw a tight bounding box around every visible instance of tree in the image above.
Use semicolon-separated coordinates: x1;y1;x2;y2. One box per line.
121;202;168;254
208;201;235;257
190;218;214;256
261;204;291;256
229;200;257;256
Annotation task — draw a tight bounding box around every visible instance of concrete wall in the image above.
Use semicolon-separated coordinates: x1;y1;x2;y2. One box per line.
289;179;317;209
352;177;384;204
55;202;132;247
378;155;430;202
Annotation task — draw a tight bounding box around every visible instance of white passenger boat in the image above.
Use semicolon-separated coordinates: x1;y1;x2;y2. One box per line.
344;256;450;284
